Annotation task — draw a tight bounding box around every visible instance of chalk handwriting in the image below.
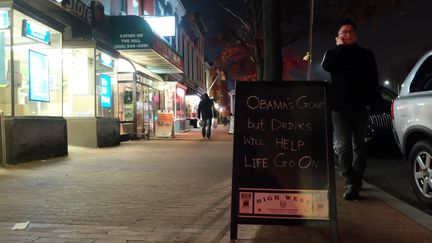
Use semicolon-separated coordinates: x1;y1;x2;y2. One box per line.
271;119;312;131
244;155;319;169
247;118;265;131
246;95;324;111
274;137;304;151
243;136;265;146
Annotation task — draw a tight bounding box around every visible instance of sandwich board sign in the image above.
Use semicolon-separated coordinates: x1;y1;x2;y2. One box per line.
230;81;338;242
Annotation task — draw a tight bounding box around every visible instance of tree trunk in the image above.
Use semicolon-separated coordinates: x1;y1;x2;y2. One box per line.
262;0;282;81
255;38;264;81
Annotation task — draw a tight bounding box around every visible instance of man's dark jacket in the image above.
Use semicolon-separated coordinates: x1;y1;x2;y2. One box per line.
197;95;214;119
322;43;381;111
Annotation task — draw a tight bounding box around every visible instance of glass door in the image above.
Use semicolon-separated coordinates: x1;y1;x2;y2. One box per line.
136;83;144;137
118;82;134;136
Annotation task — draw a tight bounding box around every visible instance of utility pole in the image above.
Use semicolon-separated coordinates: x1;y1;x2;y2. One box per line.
306;0;314;80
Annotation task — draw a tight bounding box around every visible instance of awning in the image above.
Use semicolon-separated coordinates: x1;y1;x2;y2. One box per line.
111;16;183;74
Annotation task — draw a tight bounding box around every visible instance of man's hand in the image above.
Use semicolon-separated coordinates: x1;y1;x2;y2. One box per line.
335;36;344;46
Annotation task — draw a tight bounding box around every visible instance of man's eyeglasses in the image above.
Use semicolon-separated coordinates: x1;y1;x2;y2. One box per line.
338;30;356;36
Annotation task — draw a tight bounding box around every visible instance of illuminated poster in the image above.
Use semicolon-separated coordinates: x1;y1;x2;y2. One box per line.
100;74;112;108
29;50;49;102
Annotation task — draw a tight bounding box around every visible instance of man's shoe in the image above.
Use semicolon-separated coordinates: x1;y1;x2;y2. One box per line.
343;186;359;201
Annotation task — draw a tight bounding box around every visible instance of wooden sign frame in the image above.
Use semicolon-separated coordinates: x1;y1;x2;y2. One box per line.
230;81;338;242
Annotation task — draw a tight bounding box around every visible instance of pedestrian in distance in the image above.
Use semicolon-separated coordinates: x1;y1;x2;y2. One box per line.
197;93;216;140
321;18;381;201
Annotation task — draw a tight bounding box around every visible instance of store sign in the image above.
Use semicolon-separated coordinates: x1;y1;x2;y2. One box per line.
156;113;174;138
0;9;9;29
111;16;152;50
144;16;175;37
29;50;50;102
113;32;150;50
100;74;112;108
152;36;183;71
22;20;51;44
61;0;93;24
99;52;113;68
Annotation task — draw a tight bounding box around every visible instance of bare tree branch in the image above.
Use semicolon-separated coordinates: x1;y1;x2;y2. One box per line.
217;2;250;31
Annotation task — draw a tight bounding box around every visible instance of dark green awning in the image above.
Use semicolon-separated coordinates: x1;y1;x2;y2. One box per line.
111;16;183;74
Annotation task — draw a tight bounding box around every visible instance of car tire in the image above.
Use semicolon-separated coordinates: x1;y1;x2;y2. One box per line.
408;139;432;208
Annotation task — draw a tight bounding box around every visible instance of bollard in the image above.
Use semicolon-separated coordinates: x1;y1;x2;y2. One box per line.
0;110;6;166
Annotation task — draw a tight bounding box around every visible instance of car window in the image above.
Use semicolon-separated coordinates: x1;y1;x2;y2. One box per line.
410;56;432;93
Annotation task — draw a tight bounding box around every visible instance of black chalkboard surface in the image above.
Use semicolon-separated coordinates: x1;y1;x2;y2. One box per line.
230;81;337;241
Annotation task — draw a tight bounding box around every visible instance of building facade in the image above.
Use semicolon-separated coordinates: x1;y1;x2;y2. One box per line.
0;0;207;164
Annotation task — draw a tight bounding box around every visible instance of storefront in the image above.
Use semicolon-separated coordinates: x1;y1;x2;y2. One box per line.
29;0;122;148
0;3;67;164
117;58;163;140
111;15;185;137
62;41;120;147
185;94;200;128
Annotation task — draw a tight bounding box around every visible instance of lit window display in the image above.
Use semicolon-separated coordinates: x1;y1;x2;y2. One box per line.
63;48;95;117
12;10;62;116
0;8;11;115
96;49;118;118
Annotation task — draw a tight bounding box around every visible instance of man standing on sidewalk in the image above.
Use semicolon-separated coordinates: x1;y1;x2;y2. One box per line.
321;18;380;200
197;93;216;140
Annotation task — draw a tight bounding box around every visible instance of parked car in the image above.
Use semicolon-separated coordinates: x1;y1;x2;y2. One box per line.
334;85;398;156
366;85;398;153
392;49;432;208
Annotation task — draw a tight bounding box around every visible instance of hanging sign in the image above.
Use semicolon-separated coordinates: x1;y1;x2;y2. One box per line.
22;20;51;45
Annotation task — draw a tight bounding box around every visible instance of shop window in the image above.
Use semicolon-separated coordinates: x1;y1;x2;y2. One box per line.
0;11;11;115
63;48;95;117
12;10;62;117
96;50;118;118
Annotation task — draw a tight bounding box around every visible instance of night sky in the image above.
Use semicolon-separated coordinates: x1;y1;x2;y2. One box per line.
182;0;432;89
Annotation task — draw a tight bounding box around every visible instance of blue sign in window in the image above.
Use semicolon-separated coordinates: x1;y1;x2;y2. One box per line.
0;10;9;29
29;50;49;102
22;20;50;44
100;52;113;68
100;74;112;108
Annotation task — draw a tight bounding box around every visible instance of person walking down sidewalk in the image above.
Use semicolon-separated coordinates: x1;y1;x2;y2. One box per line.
197;93;216;140
321;18;381;201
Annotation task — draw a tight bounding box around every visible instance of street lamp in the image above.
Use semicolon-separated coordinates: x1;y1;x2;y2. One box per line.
384;80;390;86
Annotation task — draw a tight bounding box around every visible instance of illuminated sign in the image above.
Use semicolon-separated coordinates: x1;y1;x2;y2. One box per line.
29;50;50;102
99;52;113;68
0;9;9;29
144;16;176;37
100;74;112;108
22;20;51;44
61;0;93;24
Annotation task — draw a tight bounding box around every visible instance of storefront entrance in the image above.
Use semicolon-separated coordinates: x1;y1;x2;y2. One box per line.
118;71;160;140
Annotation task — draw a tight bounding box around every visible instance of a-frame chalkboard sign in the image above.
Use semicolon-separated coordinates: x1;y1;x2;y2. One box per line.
230;81;338;242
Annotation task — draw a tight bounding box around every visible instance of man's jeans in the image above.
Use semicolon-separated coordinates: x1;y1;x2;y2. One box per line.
201;118;212;138
332;109;369;188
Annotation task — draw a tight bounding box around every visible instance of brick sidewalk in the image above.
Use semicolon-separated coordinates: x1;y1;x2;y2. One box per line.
0;125;430;242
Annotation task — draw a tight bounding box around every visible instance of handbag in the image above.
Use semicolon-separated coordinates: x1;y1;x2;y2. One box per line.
212;118;218;129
